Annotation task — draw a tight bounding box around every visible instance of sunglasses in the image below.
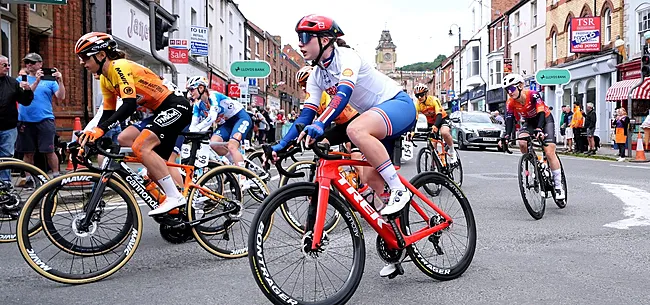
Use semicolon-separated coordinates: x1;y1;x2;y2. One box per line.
1;63;9;67
415;93;425;98
23;60;38;65
298;32;317;45
505;85;519;94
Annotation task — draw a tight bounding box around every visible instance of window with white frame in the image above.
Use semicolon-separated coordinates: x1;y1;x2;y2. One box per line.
1;3;9;10
603;9;612;44
472;9;476;33
639;7;650;52
229;45;233;64
531;1;537;28
229;11;233;32
220;1;225;21
514;12;520;37
566;23;573;56
531;45;537;73
552;32;558;60
495;60;502;85
239;22;242;41
29;4;36;11
1;20;11;59
191;8;197;25
255;37;260;56
514;52;520;74
466;46;480;77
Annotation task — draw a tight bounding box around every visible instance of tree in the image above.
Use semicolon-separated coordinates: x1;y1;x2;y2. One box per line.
398;54;447;71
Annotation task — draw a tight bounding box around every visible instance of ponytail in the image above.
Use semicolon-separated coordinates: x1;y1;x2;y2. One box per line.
106;49;127;60
336;38;351;48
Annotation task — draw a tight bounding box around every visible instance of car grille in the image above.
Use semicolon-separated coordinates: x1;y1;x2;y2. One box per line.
478;130;500;137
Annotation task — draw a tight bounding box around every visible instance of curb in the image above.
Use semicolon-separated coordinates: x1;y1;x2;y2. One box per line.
557;151;618;161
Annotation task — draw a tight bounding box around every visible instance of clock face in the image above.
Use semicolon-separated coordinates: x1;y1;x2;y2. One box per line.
384;53;392;61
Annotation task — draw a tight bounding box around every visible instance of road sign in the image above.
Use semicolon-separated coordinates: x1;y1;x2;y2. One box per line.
448;90;455;98
168;39;189;64
249;86;259;95
535;69;571;85
229;60;271;78
190;25;209;56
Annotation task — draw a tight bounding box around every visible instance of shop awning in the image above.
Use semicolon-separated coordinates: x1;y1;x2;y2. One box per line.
606;79;650;101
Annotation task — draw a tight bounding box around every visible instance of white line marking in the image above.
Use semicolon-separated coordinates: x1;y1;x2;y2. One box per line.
594;183;650;229
609;164;650;170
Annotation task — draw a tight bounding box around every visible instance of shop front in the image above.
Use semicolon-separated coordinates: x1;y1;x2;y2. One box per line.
468;85;486;112
208;71;227;94
606;57;650;150
543;53;618;144
486;87;507;113
459;91;469;111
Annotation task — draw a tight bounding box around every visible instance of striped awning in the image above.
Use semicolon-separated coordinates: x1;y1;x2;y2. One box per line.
606;79;650;101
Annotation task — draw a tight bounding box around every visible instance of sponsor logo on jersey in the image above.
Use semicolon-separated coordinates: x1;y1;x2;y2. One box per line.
325;86;337;96
305;92;310;99
123;87;134;95
153;108;182;127
342;68;354;77
115;67;129;85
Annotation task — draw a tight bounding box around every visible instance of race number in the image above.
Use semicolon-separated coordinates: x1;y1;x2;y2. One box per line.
401;141;414;162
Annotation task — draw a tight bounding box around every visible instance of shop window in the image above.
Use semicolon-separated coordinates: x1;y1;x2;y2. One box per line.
1;3;9;10
1;20;10;59
638;7;650;52
29;4;36;12
586;79;596;110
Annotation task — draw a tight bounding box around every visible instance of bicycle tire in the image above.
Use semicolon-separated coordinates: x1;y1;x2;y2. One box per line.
0;161;50;243
244;150;270;202
403;171;476;281
416;147;444;196
188;165;270;258
248;182;365;305
518;154;545;220
446;149;463;187
277;160;341;234
416;147;435;174
16;172;143;284
553;154;567;209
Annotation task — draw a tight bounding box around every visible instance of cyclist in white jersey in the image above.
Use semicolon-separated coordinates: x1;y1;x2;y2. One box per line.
295;15;417;276
186;76;252;167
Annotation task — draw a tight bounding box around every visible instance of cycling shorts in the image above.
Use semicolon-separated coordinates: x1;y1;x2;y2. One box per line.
214;109;252;143
140;94;192;159
518;114;556;144
130;111;189;157
427;117;451;130
368;91;417;155
319;113;360;148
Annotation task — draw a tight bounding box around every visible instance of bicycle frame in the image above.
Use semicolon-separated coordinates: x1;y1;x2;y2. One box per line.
428;136;448;168
310;157;453;251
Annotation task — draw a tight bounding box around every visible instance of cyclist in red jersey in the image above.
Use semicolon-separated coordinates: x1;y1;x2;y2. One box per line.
501;73;564;200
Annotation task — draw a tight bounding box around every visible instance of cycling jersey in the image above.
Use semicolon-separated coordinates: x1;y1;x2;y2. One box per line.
416;96;447;124
189;98;218;132
100;59;172;111
311;91;358;125
209;91;244;125
506;90;550;120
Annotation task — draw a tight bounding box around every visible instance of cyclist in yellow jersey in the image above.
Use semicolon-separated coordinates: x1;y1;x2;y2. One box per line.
411;84;457;163
75;32;192;216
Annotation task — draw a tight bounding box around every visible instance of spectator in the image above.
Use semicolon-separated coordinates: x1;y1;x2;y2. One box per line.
584;102;597;155
564;105;574;152
570;101;585;153
613;108;630;161
262;107;274;143
0;55;33;181
492;110;504;124
641;109;650;150
256;107;268;144
560;105;572;150
16;52;66;177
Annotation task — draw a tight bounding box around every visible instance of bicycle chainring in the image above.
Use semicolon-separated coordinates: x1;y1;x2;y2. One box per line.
376;235;405;264
159;223;194;244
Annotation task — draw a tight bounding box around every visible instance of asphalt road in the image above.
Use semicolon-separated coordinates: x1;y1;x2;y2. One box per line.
2;145;650;305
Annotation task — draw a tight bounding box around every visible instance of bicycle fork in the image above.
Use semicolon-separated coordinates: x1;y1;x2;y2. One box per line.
78;171;113;232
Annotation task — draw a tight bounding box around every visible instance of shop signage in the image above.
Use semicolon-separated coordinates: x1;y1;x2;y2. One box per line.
535;68;571;85
469;85;485;100
208;72;226;93
190;25;209;56
228;84;240;98
3;0;67;4
230;60;272;78
504;58;513;75
486;88;507;104
168;39;189;64
112;0;151;53
570;17;601;53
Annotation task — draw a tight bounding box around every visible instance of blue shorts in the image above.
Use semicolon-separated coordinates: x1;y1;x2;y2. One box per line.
214;110;252;143
131;117;154;132
368;91;417;153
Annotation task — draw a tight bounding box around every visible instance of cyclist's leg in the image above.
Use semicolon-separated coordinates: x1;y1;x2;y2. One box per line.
118;118;152;147
210;124;231;158
517;120;534;153
347;92;416;215
226;111;252;166
167;125;189;186
539;116;563;193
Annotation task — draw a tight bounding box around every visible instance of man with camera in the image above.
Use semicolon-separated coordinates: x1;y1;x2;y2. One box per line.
16;52;66;179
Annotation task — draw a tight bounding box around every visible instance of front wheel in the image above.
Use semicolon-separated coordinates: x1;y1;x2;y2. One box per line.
416;147;435;174
553;154;568;209
518;154;545;220
248;182;365;305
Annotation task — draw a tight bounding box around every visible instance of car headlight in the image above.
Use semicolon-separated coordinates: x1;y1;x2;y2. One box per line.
461;127;475;134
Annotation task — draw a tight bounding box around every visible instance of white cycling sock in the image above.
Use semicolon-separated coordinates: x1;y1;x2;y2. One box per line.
552;169;562;188
158;175;182;199
376;159;405;191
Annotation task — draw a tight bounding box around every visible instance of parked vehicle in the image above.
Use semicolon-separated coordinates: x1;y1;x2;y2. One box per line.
450;111;505;150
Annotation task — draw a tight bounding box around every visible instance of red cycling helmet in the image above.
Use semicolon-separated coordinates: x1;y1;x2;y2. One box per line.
295;14;344;37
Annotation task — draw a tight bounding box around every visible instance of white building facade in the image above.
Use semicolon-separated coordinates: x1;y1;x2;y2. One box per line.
461;0;491;112
507;0;546;90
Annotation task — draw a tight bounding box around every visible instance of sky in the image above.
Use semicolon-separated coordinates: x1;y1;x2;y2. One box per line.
236;0;471;67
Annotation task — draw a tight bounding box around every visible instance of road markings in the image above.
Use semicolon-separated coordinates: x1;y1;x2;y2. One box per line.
594;183;650;229
609;164;650;170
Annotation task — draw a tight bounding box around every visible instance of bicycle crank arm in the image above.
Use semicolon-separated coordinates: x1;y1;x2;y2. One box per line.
388;218;406;249
187;205;240;227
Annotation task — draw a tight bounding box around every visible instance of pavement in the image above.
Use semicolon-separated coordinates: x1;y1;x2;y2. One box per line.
2;145;650;305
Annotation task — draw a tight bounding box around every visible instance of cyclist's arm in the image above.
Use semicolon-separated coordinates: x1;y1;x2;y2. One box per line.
97;98;137;132
504;100;515;137
273;93;320;151
194;104;219;132
314;53;361;127
97;64;139;132
532;92;547;129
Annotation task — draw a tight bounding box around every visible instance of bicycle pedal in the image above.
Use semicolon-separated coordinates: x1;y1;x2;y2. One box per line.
387;263;405;279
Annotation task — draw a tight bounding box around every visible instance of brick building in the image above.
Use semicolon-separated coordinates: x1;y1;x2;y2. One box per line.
440;56;455;110
245;20;267;108
1;2;90;138
544;0;623;144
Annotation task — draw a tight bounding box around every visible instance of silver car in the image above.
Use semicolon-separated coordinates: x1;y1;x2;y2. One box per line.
450;111;505;150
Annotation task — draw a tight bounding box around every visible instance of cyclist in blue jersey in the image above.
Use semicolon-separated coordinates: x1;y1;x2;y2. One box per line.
294;14;417;277
186;76;252;167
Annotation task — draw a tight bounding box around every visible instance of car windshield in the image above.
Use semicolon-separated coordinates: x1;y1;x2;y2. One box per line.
463;113;495;124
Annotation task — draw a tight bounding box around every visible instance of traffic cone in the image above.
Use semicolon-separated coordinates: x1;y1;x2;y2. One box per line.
66;117;86;171
631;131;649;163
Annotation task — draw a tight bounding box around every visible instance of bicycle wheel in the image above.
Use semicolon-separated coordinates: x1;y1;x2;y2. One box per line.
248;182;365;305
416;147;434;174
188;165;270;258
244;150;270;201
446;149;463;187
402;171;476;281
278;160;341;234
553;154;567;209
16;172;143;284
0;161;49;243
518;154;545;220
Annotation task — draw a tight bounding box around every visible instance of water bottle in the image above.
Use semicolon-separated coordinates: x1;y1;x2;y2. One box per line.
137;167;166;203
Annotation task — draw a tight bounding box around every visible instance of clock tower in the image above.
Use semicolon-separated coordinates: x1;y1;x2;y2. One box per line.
375;30;396;74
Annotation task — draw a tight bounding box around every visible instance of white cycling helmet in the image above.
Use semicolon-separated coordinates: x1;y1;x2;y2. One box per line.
502;73;525;88
187;76;209;89
414;83;428;95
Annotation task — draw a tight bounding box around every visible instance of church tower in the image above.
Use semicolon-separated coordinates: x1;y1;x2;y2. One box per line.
375;30;396;74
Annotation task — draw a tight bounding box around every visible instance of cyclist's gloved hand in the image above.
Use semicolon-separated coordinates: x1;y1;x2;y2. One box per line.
271;140;285;153
534;128;545;140
303;121;325;143
79;127;104;144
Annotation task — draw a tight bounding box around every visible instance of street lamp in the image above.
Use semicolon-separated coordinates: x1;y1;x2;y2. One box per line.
449;24;462;100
